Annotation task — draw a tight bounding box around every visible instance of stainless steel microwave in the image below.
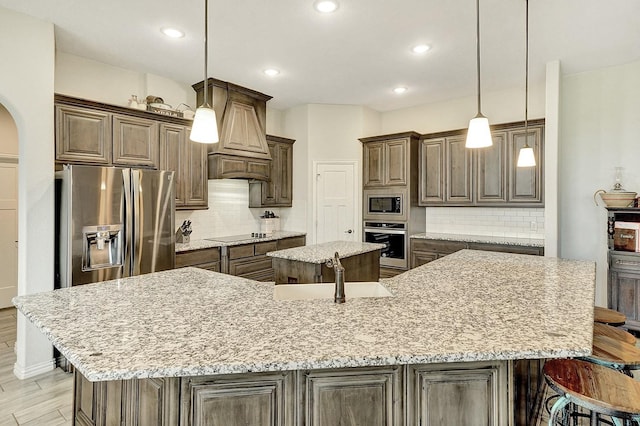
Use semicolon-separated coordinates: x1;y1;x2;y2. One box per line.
364;190;407;220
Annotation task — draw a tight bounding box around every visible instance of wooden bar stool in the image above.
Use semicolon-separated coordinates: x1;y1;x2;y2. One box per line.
594;322;637;345
582;334;640;376
595;307;626;327
543;358;640;426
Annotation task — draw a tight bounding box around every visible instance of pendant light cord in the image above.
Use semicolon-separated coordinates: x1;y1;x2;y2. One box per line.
475;0;482;115
203;0;209;107
524;0;530;146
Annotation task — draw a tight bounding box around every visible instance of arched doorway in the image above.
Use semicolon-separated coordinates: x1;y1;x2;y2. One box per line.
0;103;19;310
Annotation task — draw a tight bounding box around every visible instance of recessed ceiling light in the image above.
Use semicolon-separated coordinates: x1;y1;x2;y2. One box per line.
393;87;408;94
263;68;280;77
411;44;431;54
161;27;185;39
314;0;339;13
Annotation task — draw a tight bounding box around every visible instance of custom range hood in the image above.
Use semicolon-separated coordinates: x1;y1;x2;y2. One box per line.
192;78;273;180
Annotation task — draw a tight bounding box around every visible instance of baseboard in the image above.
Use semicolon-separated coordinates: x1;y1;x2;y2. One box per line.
13;358;55;379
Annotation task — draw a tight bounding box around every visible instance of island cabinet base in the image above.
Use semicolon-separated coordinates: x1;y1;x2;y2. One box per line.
272;250;381;284
73;361;513;426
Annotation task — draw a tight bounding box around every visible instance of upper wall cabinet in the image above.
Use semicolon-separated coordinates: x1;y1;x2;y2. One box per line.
418;120;544;207
249;135;295;208
55;94;207;210
360;132;420;189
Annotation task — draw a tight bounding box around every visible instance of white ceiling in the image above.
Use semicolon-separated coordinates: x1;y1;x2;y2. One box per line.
0;0;638;111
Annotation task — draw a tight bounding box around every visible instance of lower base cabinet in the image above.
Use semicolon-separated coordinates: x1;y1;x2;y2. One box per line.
74;361;512;426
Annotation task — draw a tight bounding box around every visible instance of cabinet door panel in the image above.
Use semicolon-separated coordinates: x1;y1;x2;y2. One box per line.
56;105;111;164
300;367;402;426
364;142;385;187
159;124;186;206
408;362;508;426
445;136;473;203
419;139;445;204
228;256;273;277
615;272;640;322
128;378;180;426
277;143;293;204
410;251;438;269
112;114;159;168
384;139;407;186
184;139;208;207
508;127;543;203
476;132;507;204
181;372;294;426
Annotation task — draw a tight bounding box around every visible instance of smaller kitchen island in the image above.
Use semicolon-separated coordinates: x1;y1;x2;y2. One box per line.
14;250;595;426
267;240;384;284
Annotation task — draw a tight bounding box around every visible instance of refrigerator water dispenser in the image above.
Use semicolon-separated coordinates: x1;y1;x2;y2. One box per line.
82;224;123;271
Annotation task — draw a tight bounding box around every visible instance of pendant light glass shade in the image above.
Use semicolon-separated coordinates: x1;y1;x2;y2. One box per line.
189;0;219;144
517;145;536;167
466;0;492;149
190;106;219;143
466;114;493;148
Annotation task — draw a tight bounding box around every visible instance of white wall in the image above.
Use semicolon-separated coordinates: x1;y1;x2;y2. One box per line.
0;6;56;378
559;59;640;306
381;83;546;135
55;51;195;109
0;104;18;157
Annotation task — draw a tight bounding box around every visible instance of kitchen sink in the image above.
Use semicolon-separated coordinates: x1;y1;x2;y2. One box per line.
273;281;393;301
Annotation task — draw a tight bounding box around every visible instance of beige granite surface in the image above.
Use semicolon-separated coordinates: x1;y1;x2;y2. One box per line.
176;231;306;252
411;232;545;247
266;240;385;263
13;250;594;382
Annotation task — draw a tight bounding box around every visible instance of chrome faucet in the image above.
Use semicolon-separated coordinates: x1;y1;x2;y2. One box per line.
326;251;345;304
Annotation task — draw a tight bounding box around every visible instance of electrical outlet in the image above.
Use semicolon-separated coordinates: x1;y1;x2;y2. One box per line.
530;221;537;231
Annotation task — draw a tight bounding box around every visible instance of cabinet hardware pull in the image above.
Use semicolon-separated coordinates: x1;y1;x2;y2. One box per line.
615;260;640;266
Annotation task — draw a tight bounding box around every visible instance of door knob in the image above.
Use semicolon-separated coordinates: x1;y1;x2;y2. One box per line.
345;229;353;234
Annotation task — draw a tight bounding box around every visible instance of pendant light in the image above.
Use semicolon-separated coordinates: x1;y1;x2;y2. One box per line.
517;0;536;167
465;0;493;149
190;0;219;144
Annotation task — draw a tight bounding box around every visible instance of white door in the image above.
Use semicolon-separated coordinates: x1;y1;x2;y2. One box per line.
0;161;18;308
314;162;358;244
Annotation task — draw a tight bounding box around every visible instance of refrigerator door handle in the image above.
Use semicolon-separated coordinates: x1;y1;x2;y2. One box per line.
123;169;134;277
130;169;142;276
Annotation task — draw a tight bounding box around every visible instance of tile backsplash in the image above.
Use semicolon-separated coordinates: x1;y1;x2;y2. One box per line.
425;207;545;239
175;179;280;240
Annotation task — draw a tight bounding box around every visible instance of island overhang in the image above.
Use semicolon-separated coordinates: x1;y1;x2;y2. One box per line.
13;249;595;382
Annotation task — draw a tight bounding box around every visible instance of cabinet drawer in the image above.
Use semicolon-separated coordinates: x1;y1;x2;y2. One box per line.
228;244;256;260
277;236;306;250
255;241;277;255
228;256;273;277
610;252;640;272
411;239;467;254
176;248;221;268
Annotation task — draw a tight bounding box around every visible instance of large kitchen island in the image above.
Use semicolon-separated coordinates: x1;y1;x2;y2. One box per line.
13;250;595;426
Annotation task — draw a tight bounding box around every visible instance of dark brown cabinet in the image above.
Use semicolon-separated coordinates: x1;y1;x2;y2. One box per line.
56;95;208;210
419;120;544;207
410;238;543;269
361;132;419;188
175;247;221;272
112;114;159;168
608;251;640;332
298;367;403;426
159;124;208;209
249;135;295;208
407;362;509;426
181;372;295;426
55;104;112;165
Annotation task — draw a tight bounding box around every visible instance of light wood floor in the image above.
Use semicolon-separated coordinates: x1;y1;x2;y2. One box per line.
0;307;73;426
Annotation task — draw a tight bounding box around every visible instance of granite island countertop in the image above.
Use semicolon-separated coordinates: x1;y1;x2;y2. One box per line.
13;250;594;382
266;240;384;264
411;232;544;247
175;231;307;252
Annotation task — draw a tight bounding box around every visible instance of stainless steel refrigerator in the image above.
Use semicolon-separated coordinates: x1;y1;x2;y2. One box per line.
56;165;175;288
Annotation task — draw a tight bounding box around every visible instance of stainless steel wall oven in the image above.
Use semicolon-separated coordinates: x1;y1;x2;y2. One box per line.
363;221;407;269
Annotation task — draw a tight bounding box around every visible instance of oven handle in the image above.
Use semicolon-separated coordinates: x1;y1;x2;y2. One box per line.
364;228;407;235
